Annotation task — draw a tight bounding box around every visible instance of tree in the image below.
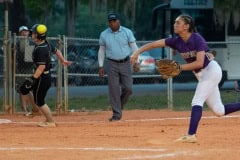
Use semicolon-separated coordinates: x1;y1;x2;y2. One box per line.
9;0;25;33
134;0;161;40
65;0;77;37
23;0;53;24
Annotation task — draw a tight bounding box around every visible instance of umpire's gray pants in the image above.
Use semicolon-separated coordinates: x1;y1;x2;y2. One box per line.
107;59;133;118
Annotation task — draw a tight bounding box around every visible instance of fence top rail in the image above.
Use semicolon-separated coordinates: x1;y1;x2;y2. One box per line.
66;37;99;42
137;40;240;44
2;36;240;45
207;41;240;44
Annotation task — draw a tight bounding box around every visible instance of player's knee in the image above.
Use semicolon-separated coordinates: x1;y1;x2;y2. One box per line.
20;85;31;95
212;108;225;117
36;100;45;107
208;103;225;117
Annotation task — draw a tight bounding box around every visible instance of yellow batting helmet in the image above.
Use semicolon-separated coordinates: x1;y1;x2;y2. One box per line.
31;24;47;40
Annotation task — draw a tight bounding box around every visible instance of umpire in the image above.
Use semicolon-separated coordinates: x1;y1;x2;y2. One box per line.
98;12;138;121
20;24;71;127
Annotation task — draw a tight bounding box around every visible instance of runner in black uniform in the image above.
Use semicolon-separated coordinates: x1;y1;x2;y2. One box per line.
20;24;72;127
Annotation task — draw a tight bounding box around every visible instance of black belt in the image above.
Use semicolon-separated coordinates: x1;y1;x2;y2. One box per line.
107;56;129;63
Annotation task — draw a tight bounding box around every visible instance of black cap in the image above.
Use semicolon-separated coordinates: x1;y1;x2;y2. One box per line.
108;13;119;21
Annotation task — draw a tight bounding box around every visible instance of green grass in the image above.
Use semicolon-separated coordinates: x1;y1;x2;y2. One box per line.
55;90;239;112
2;90;238;112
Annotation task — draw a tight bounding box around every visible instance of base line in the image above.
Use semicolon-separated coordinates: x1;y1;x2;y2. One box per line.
0;147;165;152
125;114;240;122
4;114;240;125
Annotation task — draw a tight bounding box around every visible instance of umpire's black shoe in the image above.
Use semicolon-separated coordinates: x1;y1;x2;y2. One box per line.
109;116;121;122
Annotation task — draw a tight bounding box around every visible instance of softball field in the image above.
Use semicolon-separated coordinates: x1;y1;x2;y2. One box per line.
0;109;240;160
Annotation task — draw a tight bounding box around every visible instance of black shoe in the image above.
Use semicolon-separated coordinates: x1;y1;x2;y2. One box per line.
109;116;121;122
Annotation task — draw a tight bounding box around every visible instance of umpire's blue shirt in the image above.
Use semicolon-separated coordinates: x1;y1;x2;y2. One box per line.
99;26;136;60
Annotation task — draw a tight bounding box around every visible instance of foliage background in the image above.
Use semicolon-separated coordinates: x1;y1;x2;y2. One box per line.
0;0;240;39
0;0;161;40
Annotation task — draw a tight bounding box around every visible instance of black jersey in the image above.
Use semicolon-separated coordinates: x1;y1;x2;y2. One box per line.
32;41;57;71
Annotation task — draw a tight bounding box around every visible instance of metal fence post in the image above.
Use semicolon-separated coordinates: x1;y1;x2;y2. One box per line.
56;35;63;115
63;35;68;113
12;33;17;113
3;30;8;112
3;30;14;113
8;31;13;113
167;47;173;109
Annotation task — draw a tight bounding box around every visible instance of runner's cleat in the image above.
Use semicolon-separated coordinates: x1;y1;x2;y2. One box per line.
24;112;32;117
37;121;56;127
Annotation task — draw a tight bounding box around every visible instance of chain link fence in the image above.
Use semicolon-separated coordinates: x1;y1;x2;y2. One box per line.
0;35;240;114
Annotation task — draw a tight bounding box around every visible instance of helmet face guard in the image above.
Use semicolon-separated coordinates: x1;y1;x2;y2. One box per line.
30;24;47;40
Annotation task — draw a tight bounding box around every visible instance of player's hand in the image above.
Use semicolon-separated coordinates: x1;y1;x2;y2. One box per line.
98;67;104;77
130;52;139;65
62;60;72;66
133;62;140;72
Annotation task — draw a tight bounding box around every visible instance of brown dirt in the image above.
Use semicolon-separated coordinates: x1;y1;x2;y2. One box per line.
0;109;240;160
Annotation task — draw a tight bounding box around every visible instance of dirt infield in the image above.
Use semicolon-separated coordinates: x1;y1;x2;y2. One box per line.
0;109;240;160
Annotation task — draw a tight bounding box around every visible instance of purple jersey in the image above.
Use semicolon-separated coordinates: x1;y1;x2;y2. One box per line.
165;32;211;72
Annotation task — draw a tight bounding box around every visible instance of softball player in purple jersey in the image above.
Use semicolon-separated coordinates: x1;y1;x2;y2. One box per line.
131;14;240;143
